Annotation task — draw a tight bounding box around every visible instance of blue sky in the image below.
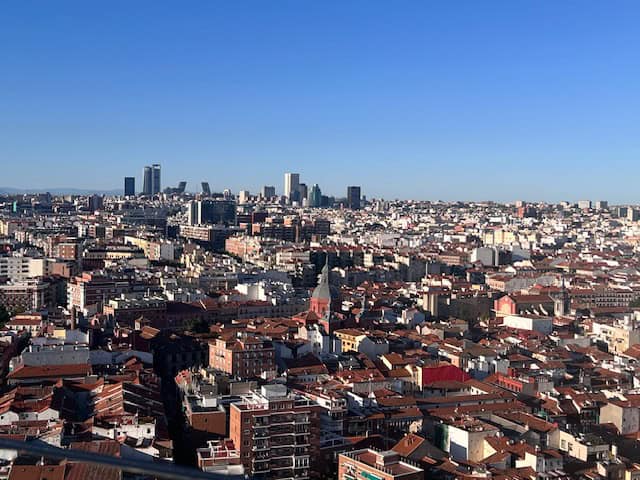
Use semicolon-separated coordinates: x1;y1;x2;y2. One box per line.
1;1;639;202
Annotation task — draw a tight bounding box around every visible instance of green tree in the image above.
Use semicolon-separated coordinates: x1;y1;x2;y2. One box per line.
0;305;10;327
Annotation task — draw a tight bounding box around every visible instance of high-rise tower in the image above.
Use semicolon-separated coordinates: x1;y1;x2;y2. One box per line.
124;177;135;196
308;184;322;207
261;185;276;198
151;164;161;194
347;186;361;210
284;173;300;202
142;166;152;195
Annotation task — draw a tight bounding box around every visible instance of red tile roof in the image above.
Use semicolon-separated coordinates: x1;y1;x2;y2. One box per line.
392;433;425;457
8;465;65;480
8;364;91;380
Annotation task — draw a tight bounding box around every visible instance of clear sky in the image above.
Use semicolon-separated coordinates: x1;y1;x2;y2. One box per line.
1;1;639;202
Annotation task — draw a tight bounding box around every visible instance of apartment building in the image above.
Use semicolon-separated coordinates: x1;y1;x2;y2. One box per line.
209;334;276;380
338;449;424;480
0;256;47;281
67;272;138;312
0;279;56;313
334;328;389;360
229;384;320;479
591;316;640;355
124;235;175;261
571;287;635;308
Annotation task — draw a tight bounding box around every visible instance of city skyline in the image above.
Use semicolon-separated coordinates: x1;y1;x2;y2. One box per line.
5;2;640;479
3;2;640;202
0;175;628;205
0;161;627;205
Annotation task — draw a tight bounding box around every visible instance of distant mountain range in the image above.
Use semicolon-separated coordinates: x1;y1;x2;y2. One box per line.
0;187;122;195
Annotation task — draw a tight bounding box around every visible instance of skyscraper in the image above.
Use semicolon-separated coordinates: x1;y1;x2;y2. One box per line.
142;166;153;195
238;190;250;204
151;164;161;194
187;200;199;225
261;185;276;198
201;182;211;196
347;186;361;210
124;177;135;196
163;181;187;195
308;184;322;208
298;183;308;204
88;195;103;212
284;173;300;202
187;199;237;225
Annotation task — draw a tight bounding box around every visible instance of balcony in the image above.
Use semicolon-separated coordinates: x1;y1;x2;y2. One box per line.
270;429;295;437
271;460;294;470
270;415;295;425
271;448;294;458
271;439;295;448
252;462;270;474
270;425;295;433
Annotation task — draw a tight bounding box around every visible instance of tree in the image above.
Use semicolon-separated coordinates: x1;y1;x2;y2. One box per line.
0;305;9;327
192;318;210;334
630;298;640;308
183;317;210;334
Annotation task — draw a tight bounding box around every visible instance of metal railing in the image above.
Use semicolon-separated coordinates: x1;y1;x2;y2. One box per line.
0;437;247;480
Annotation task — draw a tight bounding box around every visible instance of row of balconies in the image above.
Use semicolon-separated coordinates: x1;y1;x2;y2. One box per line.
273;439;309;448
252;433;310;447
271;448;294;458
265;422;310;431
252;459;310;471
254;427;309;437
252;449;310;460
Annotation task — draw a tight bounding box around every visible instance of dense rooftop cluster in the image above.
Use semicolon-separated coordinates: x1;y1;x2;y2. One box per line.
1;191;640;479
